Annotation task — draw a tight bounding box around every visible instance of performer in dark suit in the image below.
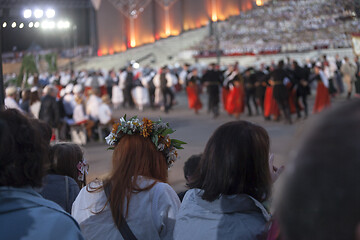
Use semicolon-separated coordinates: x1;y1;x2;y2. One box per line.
292;61;310;118
243;68;259;116
202;63;222;118
269;60;292;124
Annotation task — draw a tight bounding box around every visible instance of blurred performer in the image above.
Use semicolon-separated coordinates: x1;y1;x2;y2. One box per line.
254;64;268;114
222;64;235;112
120;65;135;108
226;71;245;119
186;68;202;114
335;54;344;93
354;56;360;97
159;66;174;113
244;68;259;116
269;60;292;124
179;63;191;89
263;67;280;121
311;63;331;113
292;61;309;118
341;57;356;99
202;63;222;118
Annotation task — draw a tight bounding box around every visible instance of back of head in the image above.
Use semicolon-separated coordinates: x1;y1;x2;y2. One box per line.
104;134;168;227
5;86;17;97
278;100;360;240
189;121;271;202
0;109;48;188
50;143;85;188
184;154;201;184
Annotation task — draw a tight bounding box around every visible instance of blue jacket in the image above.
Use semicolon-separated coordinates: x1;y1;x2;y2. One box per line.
0;186;84;240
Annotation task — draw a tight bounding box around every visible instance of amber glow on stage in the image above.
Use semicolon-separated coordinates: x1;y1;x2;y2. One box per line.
96;0;254;55
256;0;264;6
130;40;136;48
165;8;171;37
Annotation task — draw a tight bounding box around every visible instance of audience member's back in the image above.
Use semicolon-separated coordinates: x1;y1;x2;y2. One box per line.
174;121;273;240
278;100;360;240
39;143;88;214
0;109;83;240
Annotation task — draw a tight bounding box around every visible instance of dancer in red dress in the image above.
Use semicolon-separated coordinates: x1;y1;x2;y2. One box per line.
226;73;245;119
222;65;236;112
186;68;202;114
311;63;331;113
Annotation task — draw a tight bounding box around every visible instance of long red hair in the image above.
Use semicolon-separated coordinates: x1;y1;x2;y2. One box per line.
90;134;168;228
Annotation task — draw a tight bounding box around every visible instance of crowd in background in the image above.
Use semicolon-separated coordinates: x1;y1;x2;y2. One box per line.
194;0;358;56
3;53;360;143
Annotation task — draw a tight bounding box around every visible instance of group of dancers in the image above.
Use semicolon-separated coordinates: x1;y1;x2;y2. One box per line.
183;55;360;123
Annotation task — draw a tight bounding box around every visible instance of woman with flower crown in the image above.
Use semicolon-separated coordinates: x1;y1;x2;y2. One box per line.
72;116;185;240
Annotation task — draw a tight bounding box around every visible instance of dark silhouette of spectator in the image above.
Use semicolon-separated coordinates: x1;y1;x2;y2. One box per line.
278;100;360;240
0;109;84;239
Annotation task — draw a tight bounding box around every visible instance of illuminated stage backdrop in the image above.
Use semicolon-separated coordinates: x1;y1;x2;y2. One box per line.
96;0;255;55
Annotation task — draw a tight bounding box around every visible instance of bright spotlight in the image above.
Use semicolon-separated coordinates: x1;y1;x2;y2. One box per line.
63;21;70;29
29;22;34;28
133;62;140;69
34;22;40;28
48;21;55;29
23;9;32;19
2;22;7;28
57;21;64;29
41;20;49;29
11;22;16;28
34;9;44;19
46;9;55;18
19;23;24;29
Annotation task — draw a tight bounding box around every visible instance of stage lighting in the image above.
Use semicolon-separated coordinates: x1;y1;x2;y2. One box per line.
29;22;34;28
46;9;55;18
34;9;44;19
133;62;140;69
34;22;40;28
11;22;16;28
41;20;49;29
57;21;64;29
19;23;24;29
2;22;7;28
63;21;70;29
23;9;32;19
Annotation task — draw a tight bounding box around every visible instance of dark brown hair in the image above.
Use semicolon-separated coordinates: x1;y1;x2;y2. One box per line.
90;134;168;228
189;121;272;202
0;109;48;188
49;143;85;188
30;90;40;105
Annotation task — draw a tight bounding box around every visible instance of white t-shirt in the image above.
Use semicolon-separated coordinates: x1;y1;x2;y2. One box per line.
72;177;180;240
30;101;41;119
98;103;112;124
86;95;101;121
73;104;88;123
4;97;23;112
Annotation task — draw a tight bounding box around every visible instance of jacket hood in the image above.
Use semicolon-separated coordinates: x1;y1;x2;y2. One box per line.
191;189;271;221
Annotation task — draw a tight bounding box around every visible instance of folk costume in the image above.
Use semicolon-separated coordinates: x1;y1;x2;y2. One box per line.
311;68;331;113
186;73;202;113
226;73;245;118
202;67;222;118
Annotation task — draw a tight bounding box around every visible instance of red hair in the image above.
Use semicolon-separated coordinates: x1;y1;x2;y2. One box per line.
90;134;168;228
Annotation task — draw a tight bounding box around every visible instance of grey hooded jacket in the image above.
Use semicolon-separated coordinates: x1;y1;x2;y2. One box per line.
174;189;270;240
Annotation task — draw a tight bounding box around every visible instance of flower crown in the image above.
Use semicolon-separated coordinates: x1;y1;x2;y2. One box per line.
105;115;186;167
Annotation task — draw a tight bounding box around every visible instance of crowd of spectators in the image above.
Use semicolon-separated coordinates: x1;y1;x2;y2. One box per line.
194;0;359;56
